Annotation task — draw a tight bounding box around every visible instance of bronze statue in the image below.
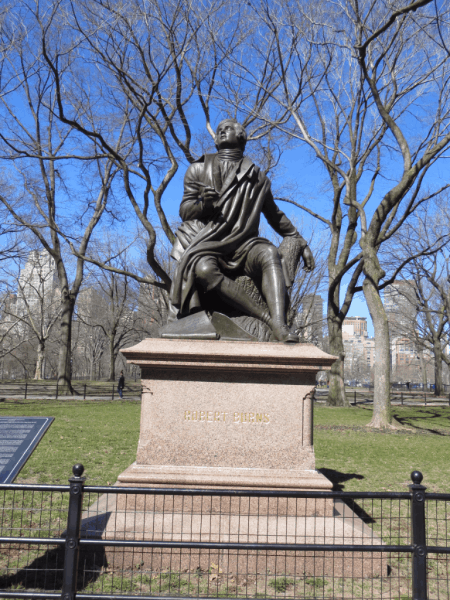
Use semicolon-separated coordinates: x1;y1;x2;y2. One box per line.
167;118;314;343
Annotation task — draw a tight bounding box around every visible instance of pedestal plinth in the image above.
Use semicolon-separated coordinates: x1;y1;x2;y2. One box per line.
118;339;336;490
97;340;386;579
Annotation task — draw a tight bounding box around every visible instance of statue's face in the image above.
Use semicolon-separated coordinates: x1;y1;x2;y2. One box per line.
216;121;239;149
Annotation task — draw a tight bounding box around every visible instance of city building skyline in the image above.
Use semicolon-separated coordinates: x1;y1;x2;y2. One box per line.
342;315;375;380
343;316;368;339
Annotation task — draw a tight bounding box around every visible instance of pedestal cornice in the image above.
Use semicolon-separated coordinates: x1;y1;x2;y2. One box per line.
121;338;336;375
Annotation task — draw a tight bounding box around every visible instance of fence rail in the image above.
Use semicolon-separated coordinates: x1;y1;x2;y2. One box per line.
0;381;142;400
0;466;449;599
2;381;449;405
315;388;450;406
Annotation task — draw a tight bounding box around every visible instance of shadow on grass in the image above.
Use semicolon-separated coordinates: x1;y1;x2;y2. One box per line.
0;546;106;592
318;468;364;491
393;407;450;436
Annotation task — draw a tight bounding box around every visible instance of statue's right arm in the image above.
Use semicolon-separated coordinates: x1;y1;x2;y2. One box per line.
179;163;213;222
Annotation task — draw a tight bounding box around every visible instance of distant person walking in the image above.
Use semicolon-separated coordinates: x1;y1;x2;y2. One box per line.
118;371;125;399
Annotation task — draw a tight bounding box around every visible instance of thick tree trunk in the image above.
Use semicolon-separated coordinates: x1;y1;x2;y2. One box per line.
109;335;116;382
327;315;348;406
34;341;45;380
363;269;395;428
57;295;75;394
433;340;442;396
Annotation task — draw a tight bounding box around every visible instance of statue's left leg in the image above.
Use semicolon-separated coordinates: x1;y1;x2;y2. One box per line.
246;244;299;343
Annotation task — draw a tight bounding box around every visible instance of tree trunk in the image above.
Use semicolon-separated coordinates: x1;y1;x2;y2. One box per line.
57;295;75;394
327;315;348;406
362;268;395;428
433;340;443;396
34;341;45;380
109;334;116;382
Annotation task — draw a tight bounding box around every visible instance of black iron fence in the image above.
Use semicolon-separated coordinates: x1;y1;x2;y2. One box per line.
0;381;142;400
314;387;450;406
0;466;449;599
2;382;450;405
391;383;450;392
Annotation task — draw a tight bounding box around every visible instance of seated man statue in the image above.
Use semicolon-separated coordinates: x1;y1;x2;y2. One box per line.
169;118;314;343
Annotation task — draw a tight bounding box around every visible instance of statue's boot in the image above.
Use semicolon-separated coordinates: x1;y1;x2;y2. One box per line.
216;273;299;344
216;277;272;325
261;261;299;344
194;257;273;329
270;321;299;344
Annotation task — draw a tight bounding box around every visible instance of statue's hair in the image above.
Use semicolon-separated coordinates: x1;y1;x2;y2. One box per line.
215;118;247;150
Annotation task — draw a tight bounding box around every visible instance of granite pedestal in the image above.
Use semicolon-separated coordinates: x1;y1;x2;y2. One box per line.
97;339;386;578
118;339;334;490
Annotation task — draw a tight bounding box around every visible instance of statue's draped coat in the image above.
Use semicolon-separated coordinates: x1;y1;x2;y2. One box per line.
170;154;299;316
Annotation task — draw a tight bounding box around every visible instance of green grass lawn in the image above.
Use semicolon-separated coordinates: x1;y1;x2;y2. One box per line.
314;404;450;493
0;399;141;485
0;399;449;492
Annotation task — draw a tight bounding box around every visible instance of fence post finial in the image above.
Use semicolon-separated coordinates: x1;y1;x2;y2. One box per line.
411;470;423;485
72;464;84;478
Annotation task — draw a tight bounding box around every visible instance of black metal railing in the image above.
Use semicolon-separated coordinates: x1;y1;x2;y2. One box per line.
0;466;448;599
0;381;142;400
2;381;450;404
314;387;450;406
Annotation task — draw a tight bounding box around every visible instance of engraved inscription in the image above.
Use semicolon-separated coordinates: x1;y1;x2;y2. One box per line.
184;411;269;424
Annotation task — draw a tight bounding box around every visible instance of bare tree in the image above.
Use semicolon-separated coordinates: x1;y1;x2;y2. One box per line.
412;278;447;395
348;0;450;426
74;289;108;380
0;294;31;377
226;0;450;424
397;256;450;395
36;0;232;286
386;271;448;395
0;2;125;391
222;0;387;405
80;239;141;381
1;250;61;379
383;195;450;395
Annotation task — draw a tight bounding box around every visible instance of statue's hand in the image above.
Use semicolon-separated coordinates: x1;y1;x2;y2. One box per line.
201;186;220;204
302;246;315;272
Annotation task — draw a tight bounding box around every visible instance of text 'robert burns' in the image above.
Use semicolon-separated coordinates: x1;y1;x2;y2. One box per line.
184;411;270;424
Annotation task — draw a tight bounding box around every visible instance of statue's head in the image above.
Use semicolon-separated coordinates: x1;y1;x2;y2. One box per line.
215;119;247;151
